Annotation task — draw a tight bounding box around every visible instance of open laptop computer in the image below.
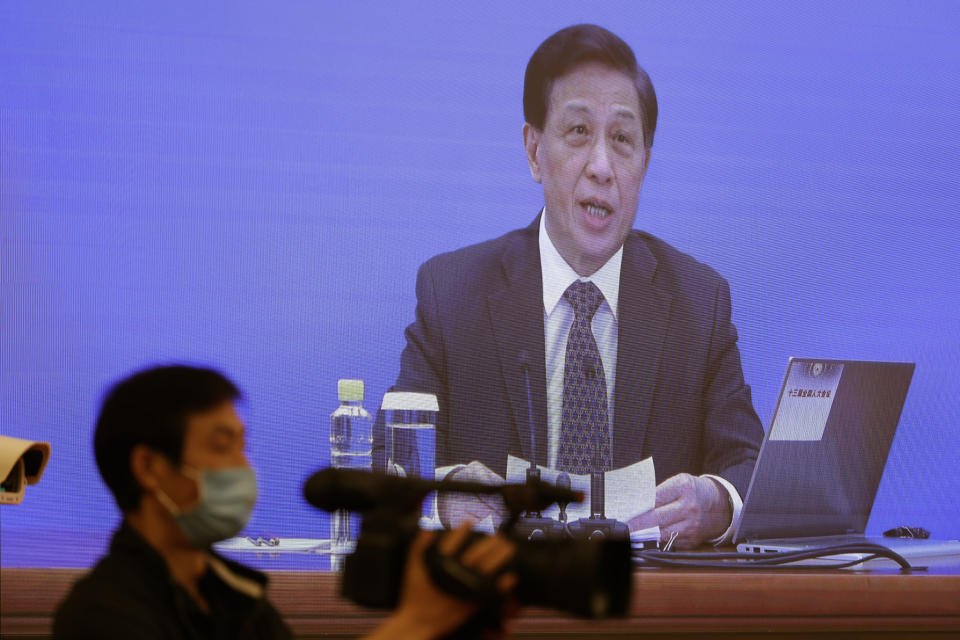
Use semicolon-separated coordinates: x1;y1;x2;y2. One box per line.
732;358;960;567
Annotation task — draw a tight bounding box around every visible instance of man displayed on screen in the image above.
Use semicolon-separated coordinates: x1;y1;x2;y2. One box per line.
54;365;516;640
388;24;764;549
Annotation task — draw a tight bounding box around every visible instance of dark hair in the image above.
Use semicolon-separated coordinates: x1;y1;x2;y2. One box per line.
523;24;658;149
94;365;241;512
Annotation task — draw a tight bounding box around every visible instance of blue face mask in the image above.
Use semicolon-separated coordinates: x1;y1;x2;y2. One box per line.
156;466;257;548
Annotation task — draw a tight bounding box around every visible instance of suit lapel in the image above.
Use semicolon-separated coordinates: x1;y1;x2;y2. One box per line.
487;218;549;466
612;233;673;468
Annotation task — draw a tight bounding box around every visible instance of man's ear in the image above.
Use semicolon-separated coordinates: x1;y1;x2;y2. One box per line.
129;444;165;493
522;122;543;184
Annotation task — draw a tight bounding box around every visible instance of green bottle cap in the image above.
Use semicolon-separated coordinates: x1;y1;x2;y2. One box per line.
338;379;364;402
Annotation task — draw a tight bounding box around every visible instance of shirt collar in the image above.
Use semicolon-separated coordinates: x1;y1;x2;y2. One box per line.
114;520;269;596
539;210;622;319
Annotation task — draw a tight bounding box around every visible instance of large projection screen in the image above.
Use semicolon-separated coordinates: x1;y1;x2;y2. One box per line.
2;1;958;571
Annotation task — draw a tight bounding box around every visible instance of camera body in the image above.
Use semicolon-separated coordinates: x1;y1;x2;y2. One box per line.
343;510;632;619
304;468;632;619
341;510;420;610
335;489;632;619
0;435;51;505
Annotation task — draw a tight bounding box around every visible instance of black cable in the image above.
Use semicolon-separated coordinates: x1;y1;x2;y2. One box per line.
636;552;887;570
635;543;916;569
633;543;924;571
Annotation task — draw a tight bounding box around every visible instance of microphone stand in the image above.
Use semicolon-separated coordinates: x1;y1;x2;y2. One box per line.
566;400;629;541
512;465;567;540
511;351;566;540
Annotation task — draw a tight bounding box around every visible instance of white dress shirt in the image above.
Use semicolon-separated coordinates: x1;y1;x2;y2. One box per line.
538;212;743;543
539;213;621;469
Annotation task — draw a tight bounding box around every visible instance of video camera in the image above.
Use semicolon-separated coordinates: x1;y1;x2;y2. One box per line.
303;468;632;620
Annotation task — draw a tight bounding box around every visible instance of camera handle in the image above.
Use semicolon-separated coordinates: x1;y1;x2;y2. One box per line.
423;532;506;604
424;533;509;639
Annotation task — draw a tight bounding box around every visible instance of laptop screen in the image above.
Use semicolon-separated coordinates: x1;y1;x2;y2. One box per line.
734;359;914;543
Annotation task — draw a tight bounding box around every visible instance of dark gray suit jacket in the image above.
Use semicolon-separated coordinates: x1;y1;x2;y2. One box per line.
386;216;763;498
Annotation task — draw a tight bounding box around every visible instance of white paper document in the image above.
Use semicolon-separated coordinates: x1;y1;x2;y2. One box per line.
505;455;656;525
213;537;329;553
630;526;661;546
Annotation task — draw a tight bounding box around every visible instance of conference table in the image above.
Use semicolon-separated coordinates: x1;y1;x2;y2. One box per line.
3;554;959;639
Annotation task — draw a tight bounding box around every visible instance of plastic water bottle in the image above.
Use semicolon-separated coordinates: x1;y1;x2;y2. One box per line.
329;379;373;555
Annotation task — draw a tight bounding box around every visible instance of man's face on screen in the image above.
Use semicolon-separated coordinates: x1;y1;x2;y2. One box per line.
524;62;650;276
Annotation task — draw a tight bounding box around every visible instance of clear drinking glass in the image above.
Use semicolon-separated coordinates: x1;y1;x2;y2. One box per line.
381;391;439;526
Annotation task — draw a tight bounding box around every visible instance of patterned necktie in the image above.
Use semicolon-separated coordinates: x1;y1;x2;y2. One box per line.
557;280;611;474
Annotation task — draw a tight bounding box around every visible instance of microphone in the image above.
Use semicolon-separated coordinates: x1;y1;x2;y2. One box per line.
556;472;571;523
590;470;605;519
518;350;536;464
304;468;581;515
591;411;605;519
518;350;544;519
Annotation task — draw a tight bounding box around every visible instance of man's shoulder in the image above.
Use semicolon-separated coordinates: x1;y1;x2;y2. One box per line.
63;548;163;600
630;229;728;293
418;225;534;290
413;223;730;297
423;225;531;271
53;553;169;638
54;545;284;639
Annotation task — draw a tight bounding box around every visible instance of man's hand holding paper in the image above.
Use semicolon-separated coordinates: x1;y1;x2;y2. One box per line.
437;460;509;531
436;454;733;550
627;473;733;549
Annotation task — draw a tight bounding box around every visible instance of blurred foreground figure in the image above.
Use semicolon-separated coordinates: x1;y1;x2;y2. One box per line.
54;365;514;640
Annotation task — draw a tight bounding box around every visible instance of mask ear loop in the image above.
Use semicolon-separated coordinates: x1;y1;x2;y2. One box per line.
155;486;184;516
154;463;203;517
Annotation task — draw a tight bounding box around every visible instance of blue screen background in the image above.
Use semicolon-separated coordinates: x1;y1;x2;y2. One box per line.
2;1;959;566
